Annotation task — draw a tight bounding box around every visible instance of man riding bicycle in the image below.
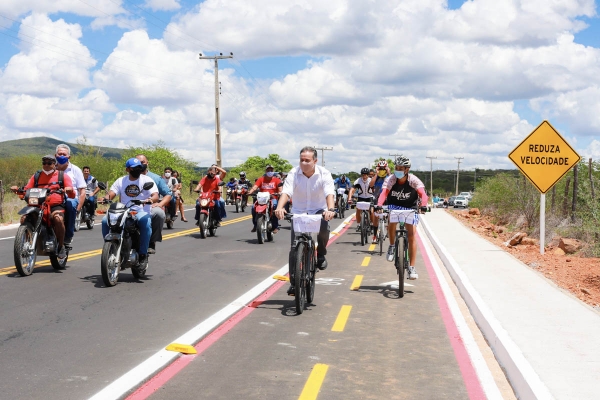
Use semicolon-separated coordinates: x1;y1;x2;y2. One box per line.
377;156;428;279
347;168;374;233
275;146;336;296
369;160;391;243
333;174;351;211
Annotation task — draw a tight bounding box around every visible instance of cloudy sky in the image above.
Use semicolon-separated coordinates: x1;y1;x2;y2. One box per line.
0;0;599;173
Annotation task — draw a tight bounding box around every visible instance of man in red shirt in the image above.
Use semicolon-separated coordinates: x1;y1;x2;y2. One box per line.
193;164;227;225
249;164;282;233
12;155;75;259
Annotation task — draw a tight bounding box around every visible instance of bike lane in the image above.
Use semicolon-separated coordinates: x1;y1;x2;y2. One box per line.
126;217;504;399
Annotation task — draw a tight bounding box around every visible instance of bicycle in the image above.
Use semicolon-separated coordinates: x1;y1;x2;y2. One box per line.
386;206;420;298
285;213;322;314
335;188;347;219
356;200;372;246
374;207;388;256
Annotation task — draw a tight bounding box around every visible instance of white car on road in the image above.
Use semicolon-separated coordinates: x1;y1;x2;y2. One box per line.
454;196;469;208
459;192;472;200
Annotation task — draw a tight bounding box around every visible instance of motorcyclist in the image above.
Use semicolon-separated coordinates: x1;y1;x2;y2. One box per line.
100;158;158;266
248;164;282;234
369;160;392;243
162;167;178;220
226;177;238;204
135;154;173;254
11;155;75;259
238;172;251;188
82;166;100;219
194;165;227;226
55;144;86;247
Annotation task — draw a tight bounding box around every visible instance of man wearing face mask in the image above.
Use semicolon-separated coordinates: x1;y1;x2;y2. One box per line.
135;155;173;254
248;164;282;234
275;146;336;296
377;156;428;279
194;165;227;225
369;160;392;243
55;144;86;247
347;167;374;233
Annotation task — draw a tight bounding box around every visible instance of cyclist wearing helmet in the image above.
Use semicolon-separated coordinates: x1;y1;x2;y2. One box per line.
369;160;392;243
377;155;428;279
333;174;351;211
348;167;374;232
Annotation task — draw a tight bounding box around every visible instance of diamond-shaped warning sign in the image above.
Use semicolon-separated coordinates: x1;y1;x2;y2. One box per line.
509;121;580;193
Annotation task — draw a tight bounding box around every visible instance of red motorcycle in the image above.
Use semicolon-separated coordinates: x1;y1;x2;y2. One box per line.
196;182;225;239
233;183;249;213
253;191;280;244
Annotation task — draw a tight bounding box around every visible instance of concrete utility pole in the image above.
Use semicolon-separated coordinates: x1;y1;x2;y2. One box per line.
314;146;333;167
455;157;464;195
199;52;233;168
426;156;437;197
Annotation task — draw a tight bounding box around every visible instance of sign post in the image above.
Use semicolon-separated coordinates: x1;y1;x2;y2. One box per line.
508;120;580;254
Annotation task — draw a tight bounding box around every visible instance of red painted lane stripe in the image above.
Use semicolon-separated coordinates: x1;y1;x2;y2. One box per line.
416;232;486;400
127;219;352;399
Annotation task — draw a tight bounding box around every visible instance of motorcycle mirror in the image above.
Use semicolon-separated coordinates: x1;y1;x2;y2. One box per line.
142;182;155;190
277;182;284;187
218;181;226;187
98;182;107;190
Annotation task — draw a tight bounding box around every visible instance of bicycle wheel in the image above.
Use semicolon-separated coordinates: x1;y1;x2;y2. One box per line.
340;198;345;219
306;245;316;304
378;222;384;256
359;212;366;246
362;210;369;246
395;233;406;298
294;242;306;314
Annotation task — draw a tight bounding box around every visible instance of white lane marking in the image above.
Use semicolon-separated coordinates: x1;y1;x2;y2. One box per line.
417;223;504;400
89;216;352;400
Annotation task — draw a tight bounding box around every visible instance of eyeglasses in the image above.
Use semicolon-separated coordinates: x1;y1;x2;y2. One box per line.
42;161;55;165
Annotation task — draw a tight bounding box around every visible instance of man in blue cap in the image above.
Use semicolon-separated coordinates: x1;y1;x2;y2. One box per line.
100;158;158;267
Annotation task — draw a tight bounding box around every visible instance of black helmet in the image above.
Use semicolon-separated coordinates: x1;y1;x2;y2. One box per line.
361;167;369;175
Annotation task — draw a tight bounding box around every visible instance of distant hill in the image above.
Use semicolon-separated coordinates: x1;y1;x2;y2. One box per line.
0;137;125;159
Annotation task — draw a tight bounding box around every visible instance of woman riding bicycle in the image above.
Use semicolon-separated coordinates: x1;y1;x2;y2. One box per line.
377;156;428;279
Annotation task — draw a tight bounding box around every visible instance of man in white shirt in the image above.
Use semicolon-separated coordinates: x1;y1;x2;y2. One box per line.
55;144;86;246
275;146;336;295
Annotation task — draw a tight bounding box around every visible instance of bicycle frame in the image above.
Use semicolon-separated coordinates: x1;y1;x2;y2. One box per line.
388;208;417;298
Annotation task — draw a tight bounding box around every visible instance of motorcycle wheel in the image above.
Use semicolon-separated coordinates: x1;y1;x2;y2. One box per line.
266;219;273;242
13;222;37;277
74;210;81;232
166;220;174;229
86;219;94;229
235;199;240;213
101;241;121;286
241;198;246;212
198;214;207;239
256;215;265;244
50;246;68;270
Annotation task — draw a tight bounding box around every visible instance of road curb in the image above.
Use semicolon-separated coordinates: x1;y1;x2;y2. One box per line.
420;216;554;400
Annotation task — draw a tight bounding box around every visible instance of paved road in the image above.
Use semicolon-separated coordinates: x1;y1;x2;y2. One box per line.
0;207;510;399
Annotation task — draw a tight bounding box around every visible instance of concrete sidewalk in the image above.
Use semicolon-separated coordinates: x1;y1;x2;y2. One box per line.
421;209;600;400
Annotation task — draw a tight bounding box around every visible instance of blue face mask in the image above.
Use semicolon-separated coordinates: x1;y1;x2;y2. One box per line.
394;171;405;179
266;172;274;178
56;155;69;165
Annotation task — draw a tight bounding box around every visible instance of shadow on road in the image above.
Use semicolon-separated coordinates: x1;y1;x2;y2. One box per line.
358;285;412;299
252;299;317;316
80;274;152;288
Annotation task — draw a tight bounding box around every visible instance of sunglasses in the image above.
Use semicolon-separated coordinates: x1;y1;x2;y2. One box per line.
42;161;55;165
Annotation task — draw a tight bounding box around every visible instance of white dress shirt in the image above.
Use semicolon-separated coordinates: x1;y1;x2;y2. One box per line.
64;163;86;190
283;165;335;214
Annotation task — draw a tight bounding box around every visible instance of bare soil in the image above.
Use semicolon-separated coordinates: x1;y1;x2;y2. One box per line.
447;209;600;310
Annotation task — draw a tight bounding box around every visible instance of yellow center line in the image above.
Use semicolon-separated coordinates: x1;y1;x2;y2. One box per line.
0;214;253;276
350;275;363;291
331;305;352;332
368;244;376;251
299;363;329;400
361;256;371;267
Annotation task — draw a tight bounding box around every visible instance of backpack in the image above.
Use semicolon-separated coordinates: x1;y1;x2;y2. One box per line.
34;170;65;189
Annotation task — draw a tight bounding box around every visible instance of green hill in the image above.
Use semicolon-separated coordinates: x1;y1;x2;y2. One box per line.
0;137;124;159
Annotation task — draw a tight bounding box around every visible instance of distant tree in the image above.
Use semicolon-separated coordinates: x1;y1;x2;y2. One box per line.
229;154;293;181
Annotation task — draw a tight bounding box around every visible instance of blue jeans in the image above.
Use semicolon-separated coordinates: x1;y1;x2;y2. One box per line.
65;198;79;240
195;199;226;222
101;210;152;255
252;199;278;230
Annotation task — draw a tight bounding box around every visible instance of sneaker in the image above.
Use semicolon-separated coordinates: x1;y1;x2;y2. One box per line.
372;235;378;244
64;237;73;246
57;245;67;259
251;227;257;233
316;256;328;270
287;285;295;296
386;245;394;262
355;225;361;232
195;219;199;226
408;266;419;280
138;254;148;274
148;243;156;254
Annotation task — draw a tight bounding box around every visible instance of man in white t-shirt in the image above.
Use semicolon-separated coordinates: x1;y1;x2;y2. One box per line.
100;158;159;261
275;146;336;296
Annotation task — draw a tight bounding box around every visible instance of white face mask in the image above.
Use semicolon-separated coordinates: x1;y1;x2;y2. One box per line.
164;172;171;178
42;169;54;175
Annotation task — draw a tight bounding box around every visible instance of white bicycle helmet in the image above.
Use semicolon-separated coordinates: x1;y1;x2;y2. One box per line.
376;160;388;168
395;155;411;167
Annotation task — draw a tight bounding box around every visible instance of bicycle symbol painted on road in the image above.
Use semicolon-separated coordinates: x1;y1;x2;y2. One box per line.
315;278;345;285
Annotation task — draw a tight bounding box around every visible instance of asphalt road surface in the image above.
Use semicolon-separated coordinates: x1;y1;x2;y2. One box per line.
0;206;510;399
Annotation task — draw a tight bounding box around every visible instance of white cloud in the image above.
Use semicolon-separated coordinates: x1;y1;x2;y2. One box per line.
144;0;181;12
0;0;125;20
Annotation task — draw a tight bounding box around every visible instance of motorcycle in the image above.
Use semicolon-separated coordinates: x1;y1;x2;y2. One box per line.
253;191;281;244
225;187;234;205
74;181;107;231
196;181;225;239
233;183;249;213
164;197;178;229
99;181;155;286
12;187;70;275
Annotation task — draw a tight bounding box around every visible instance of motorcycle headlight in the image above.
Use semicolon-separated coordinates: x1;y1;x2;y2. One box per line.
108;211;124;227
200;199;209;207
237;190;242;194
28;198;39;205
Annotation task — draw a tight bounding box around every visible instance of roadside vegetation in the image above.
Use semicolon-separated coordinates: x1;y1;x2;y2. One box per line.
470;159;600;256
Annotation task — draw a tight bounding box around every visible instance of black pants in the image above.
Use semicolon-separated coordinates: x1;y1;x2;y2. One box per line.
288;210;330;280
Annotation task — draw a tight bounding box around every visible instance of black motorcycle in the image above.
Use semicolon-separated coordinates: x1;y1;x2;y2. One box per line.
75;181;107;231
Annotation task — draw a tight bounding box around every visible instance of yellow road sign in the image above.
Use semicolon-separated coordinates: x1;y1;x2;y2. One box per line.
508;120;580;193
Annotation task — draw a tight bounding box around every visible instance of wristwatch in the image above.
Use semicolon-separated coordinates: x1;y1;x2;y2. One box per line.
328;208;335;212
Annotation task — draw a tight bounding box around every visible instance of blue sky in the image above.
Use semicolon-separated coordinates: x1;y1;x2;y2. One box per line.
0;0;599;172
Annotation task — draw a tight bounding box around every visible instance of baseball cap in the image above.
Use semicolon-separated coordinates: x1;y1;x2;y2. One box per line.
125;157;142;168
265;164;274;170
42;154;56;162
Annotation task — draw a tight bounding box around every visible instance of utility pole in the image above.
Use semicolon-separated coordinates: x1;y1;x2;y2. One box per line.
473;168;477;189
425;156;437;197
455;157;464;195
199;52;233;168
314;146;333;167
